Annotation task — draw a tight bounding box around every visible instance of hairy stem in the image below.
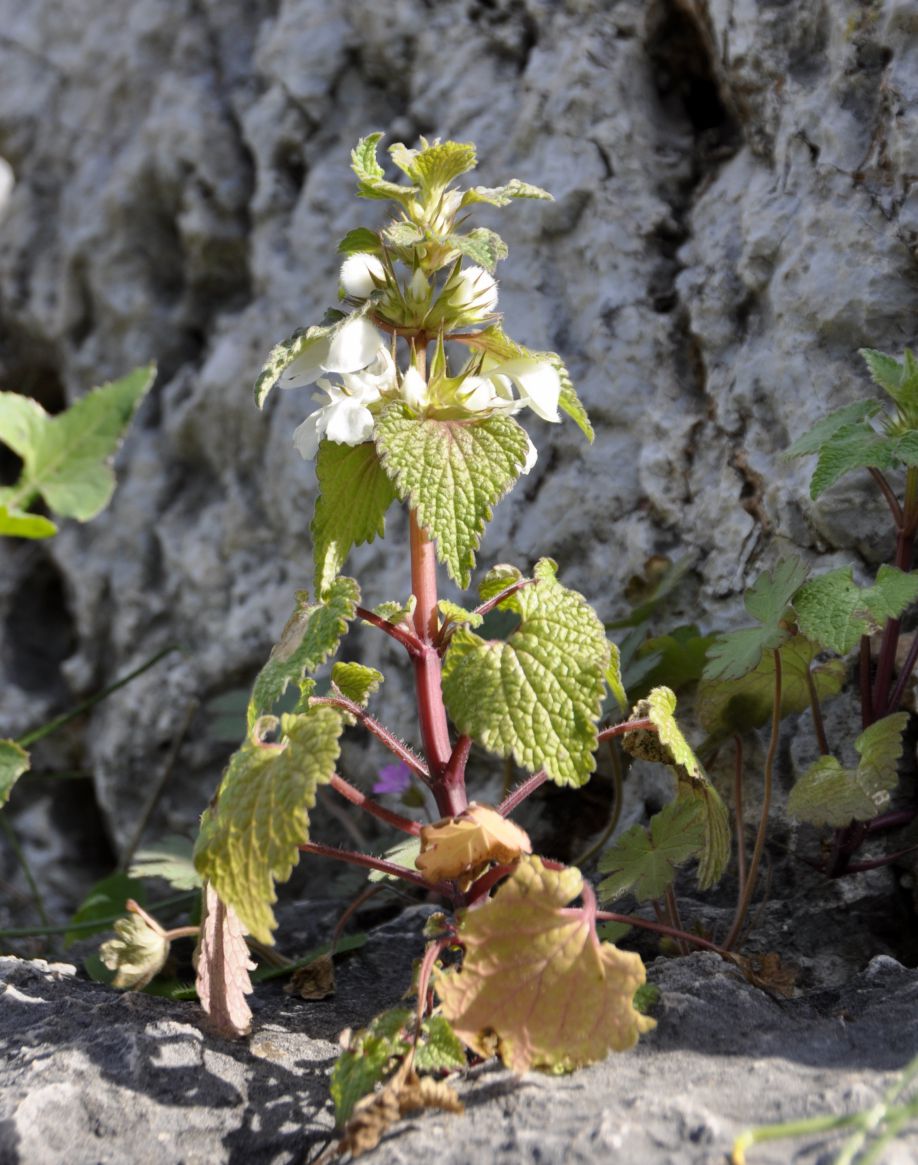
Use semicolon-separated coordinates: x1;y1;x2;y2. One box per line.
596;717;655;744
299;840;444;892
328;774;422;836
497;768;548;817
312;694;429;781
723;647;781;950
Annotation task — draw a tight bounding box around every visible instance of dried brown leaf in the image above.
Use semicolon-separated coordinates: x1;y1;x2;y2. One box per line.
284;953;335;1000
195;882;256;1039
415;802;531;884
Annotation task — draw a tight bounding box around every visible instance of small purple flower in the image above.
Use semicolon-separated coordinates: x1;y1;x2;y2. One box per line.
372;762;413;796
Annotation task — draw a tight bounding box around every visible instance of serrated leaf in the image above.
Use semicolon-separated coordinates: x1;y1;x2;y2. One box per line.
372;596;416;625
381;220;426;249
415;803;532;883
462;179;553;208
194;883;256;1038
704;558;809;681
0;505;57;539
396;140;478;193
0;366;154;522
375;404;530;587
785;399;881;458
597;799;705;903
448;228;508;271
194;707;344;945
622;687;729;889
100;911;170;990
793;565;918;655
478;563;523;604
0;739;30;806
248;578;358;728
698;635;846;740
553;353;594;441
442;560;610;787
807;421;901;499
129;836;202;891
65;871;146;947
787;712;908;826
332;1007;412;1125
332;661;383;706
414;1015;467;1073
351;133;418;203
438;599;483;630
253;308;376;409
337;227;382;255
436;856;654;1073
860;347;918;414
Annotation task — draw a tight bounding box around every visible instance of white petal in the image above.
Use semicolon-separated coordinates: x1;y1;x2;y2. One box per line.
521;433;538;474
324;318;383;374
292;412;324;460
455;265;498;313
340;253;385;299
401;367;429;410
323;399;376;446
281;338;333;389
499;358;561;422
458;376;498;412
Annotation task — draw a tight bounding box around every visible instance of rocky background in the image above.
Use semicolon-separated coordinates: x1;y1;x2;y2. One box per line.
1;0;917;914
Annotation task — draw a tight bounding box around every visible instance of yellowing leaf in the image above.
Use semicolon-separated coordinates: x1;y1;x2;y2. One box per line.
0;739;30;806
415;804;531;884
193;707;344;944
436;856;654;1073
194;883;256;1039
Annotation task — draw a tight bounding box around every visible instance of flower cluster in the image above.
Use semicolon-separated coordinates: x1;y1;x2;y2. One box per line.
283;258;561;467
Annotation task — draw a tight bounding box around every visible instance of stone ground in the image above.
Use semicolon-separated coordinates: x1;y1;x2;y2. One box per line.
3;892;918;1165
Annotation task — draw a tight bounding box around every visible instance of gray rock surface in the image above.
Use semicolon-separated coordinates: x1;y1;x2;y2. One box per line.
1;0;916;866
3;944;918;1165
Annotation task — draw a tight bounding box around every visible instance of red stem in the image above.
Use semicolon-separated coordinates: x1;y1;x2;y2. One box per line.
356;604;423;656
596;717;655;744
328;774;422;836
497;768;549;817
409;509;463;815
299;840;447;892
312;694;429;782
596;908;731;957
471;578;535;621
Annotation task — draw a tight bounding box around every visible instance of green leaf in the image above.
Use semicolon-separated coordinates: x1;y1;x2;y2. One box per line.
414;1015;467;1073
0;505;57;539
247;577;359;728
698;635;846;741
597;799;705;903
860;347;918;415
0;366;154;522
633;625;717;695
462;179;553;208
381;220;426;249
442;559;610;787
65;871;146;947
605;642;628;713
331;1007;412;1125
793;565;918;655
332;661;383;706
351;133;418;203
390;139;478;194
372;596;416;625
784;399;880;459
367;836;423;883
787;713;908;826
438;600;484;630
621;687;729;889
704;558;809;681
337;227;382;255
312;440;396;596
194;707;345;944
128;836;203;891
807;421;901;500
0;739;30;805
478;563;524;604
375;404;530;587
553;353;594;442
448;228;508;271
253;313;344;409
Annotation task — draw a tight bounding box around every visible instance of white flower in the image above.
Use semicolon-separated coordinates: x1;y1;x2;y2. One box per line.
281;317;383;390
457;356;561;423
521;432;538;474
401;366;429;411
451;265;499;315
339;252;386;299
292;343;397;460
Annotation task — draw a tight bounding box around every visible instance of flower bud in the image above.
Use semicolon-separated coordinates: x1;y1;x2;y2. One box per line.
451;265;499;316
401;366;429;411
339;252;385;299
